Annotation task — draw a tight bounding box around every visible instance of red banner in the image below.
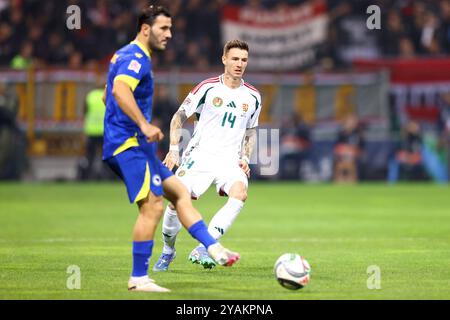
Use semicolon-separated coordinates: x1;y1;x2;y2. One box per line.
221;1;328;71
355;58;450;123
354;58;450;83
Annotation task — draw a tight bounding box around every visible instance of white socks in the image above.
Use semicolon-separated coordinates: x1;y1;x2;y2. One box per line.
162;198;245;253
130;275;150;282
162;206;182;254
208;198;244;240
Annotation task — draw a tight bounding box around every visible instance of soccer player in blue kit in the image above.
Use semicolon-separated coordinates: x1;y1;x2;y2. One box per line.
102;5;240;292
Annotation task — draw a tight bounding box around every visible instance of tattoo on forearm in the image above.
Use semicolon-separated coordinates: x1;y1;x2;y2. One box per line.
243;128;257;159
170;110;188;146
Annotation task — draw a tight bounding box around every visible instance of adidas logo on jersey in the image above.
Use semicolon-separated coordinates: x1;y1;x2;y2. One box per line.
227;101;237;109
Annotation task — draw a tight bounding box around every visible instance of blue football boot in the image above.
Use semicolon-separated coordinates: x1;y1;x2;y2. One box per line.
153;251;176;272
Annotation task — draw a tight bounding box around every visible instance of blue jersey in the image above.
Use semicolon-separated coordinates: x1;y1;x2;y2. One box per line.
103;40;154;160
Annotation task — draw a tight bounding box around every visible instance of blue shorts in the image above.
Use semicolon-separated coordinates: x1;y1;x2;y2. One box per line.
105;137;173;203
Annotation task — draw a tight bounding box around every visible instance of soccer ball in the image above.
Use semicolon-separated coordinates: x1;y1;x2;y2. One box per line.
274;253;311;290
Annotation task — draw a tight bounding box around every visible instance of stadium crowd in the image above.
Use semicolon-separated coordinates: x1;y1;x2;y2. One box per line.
1;0;450;70
1;0;449;183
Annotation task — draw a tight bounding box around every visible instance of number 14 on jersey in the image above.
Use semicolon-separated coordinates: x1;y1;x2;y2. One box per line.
221;112;237;129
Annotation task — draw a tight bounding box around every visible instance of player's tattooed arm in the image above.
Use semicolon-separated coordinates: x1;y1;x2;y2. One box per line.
240;128;257;177
163;109;189;170
243;128;257;161
169;109;188;147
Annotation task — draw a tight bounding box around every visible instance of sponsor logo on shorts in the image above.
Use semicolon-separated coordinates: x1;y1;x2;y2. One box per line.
152;175;162;186
213;97;223;108
178;170;186;177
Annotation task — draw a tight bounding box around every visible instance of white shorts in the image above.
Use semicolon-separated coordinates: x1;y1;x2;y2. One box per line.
175;150;248;200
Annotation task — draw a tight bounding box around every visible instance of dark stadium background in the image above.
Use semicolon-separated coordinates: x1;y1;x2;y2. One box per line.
0;0;449;183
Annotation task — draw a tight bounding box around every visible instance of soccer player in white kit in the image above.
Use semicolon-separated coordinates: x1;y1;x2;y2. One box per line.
153;40;261;270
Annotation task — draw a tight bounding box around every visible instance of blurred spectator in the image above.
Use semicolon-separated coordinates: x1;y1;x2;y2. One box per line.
0;82;27;180
27;25;46;66
1;0;450;69
68;51;84;69
333;114;366;183
326;0;382;67
439;0;450;54
279;113;312;180
0;0;8;12
10;41;33;69
77;79;108;180
407;0;427;54
0;22;14;65
439;91;450;178
388;120;428;183
184;0;208;42
398;36;416;58
0;82;18;130
45;32;70;65
152;86;179;158
439;92;450;138
380;9;408;56
421;10;441;55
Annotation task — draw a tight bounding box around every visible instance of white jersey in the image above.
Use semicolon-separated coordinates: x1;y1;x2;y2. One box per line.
180;74;262;161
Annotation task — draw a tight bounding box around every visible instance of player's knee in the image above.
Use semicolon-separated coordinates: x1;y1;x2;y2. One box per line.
154;199;164;213
171;188;191;207
233;191;247;202
229;183;248;202
140;196;164;217
174;196;192;211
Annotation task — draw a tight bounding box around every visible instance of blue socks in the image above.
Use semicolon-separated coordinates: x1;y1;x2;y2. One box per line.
132;240;153;277
188;220;217;249
132;222;214;276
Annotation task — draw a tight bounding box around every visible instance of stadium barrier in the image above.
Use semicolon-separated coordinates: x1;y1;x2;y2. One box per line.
0;69;390;153
0;68;392;181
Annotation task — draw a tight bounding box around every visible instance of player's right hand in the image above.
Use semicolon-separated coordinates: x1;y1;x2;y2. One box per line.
163;151;180;171
140;123;164;143
239;159;251;178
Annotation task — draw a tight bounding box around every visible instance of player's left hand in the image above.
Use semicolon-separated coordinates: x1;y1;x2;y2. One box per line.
239;158;251;178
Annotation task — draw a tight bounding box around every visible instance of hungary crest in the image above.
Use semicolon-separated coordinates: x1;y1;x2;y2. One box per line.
213;97;223;108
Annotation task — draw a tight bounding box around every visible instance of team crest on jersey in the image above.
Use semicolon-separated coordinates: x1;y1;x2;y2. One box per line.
152;175;162;186
213;97;223;108
242;103;249;112
178;170;186;177
128;60;142;74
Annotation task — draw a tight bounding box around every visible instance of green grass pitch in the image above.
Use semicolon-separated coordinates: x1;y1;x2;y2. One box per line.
0;182;449;300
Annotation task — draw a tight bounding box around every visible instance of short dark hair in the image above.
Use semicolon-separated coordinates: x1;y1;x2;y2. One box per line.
223;40;249;55
137;5;171;33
